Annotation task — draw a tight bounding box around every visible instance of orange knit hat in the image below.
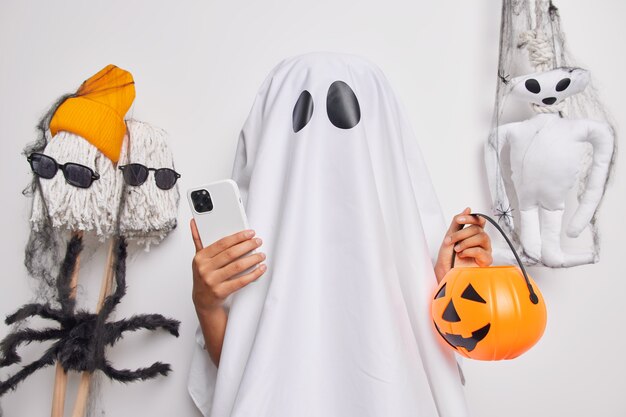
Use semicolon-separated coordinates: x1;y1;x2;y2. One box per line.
49;65;135;163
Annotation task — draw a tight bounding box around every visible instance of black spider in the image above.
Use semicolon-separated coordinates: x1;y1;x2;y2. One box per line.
498;70;511;85
494;201;514;223
0;235;180;396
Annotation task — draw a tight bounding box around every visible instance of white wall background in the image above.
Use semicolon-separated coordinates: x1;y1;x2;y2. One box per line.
1;1;624;416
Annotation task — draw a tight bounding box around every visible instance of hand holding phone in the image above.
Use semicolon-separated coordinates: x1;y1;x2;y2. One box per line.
188;180;267;312
190;222;266;312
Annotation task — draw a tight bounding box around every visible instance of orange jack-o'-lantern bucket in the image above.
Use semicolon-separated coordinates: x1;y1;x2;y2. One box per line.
431;213;547;361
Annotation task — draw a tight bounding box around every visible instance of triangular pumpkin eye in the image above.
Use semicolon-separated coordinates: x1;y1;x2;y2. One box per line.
460;284;486;304
434;283;446;300
442;299;461;322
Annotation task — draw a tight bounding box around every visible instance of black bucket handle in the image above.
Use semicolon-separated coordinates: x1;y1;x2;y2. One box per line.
450;213;539;305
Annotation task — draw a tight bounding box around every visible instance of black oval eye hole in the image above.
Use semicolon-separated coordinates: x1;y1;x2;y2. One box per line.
434;283;446;300
293;90;314;133
555;78;571;92
327;81;361;129
460;283;486;304
525;78;541;94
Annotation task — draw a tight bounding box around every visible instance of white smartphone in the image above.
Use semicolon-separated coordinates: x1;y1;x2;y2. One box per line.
187;179;257;278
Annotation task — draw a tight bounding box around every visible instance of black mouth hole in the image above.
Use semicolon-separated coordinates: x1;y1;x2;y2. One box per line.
542;97;557;105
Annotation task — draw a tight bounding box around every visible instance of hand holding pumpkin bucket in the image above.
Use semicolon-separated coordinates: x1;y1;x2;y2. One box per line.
431;213;547;360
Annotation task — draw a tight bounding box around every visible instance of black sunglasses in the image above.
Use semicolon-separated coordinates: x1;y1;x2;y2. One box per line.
27;152;100;189
118;163;180;190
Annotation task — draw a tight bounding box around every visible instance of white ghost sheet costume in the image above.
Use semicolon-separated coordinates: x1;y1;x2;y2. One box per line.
188;52;468;417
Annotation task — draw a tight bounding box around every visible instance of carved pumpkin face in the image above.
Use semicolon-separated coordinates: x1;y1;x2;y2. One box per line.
431;266;547;361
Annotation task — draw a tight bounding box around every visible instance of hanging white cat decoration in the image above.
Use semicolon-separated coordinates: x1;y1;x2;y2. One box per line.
486;67;615;267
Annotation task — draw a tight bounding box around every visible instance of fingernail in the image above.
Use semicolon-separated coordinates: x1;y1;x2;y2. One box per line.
445;236;452;244
259;264;267;271
260;252;266;259
245;230;255;238
457;216;465;223
454;245;461;251
255;237;262;245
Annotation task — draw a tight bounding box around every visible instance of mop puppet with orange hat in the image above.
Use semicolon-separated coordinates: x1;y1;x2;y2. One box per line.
0;65;181;417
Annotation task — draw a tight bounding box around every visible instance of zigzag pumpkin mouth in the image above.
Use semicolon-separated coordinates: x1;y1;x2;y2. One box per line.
433;322;491;352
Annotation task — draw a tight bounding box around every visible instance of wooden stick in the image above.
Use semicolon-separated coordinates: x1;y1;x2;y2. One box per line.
50;231;83;417
50;365;69;417
70;239;116;417
95;239;117;311
70;373;91;417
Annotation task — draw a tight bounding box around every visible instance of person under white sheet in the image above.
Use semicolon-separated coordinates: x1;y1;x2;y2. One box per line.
187;52;492;417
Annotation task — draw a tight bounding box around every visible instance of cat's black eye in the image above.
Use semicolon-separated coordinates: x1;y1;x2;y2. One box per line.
525;78;541;94
556;78;571;92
